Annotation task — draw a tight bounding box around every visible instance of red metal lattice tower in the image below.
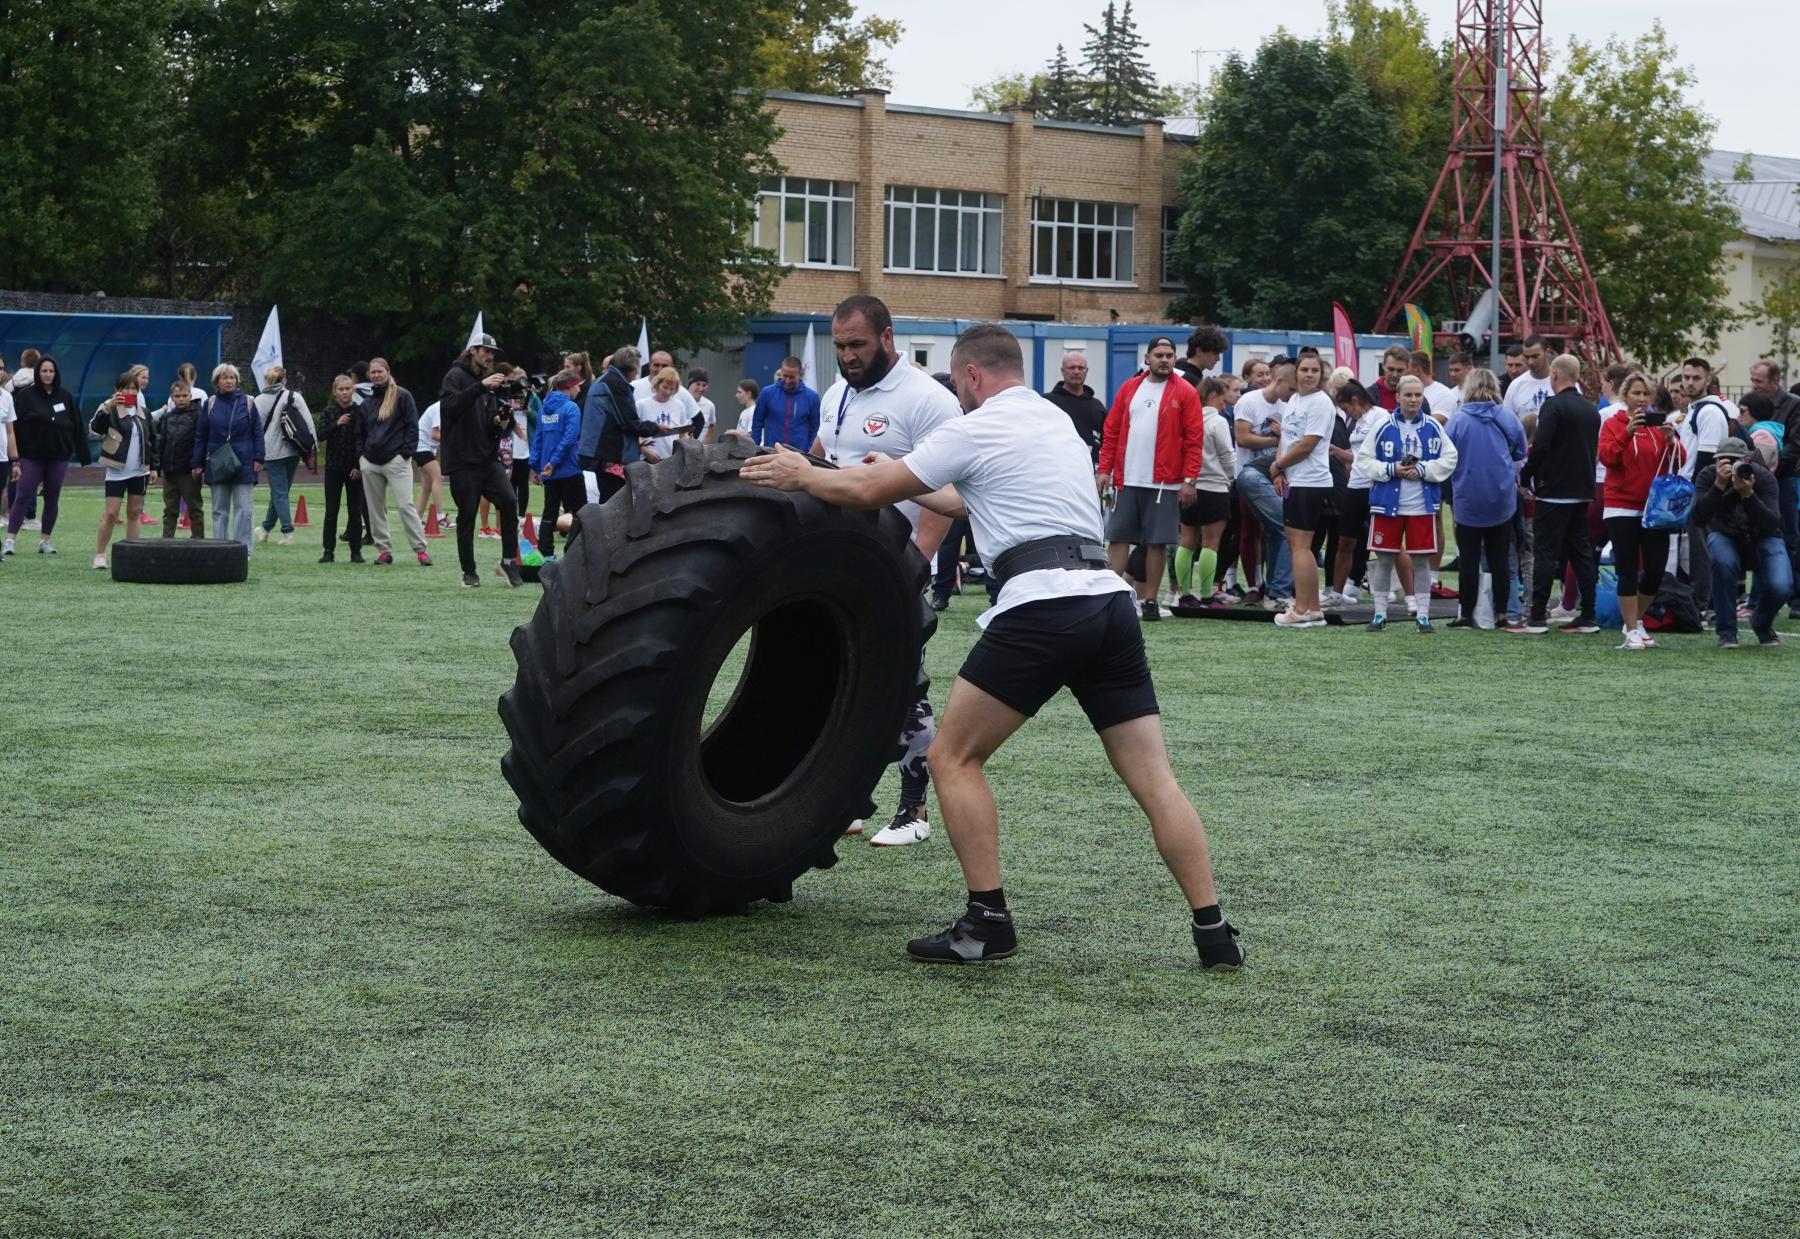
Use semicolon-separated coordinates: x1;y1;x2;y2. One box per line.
1373;0;1621;370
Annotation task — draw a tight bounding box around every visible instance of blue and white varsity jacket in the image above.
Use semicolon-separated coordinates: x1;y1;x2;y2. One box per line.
1354;409;1459;516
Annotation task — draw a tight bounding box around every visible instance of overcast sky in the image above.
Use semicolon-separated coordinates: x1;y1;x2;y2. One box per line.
877;0;1794;155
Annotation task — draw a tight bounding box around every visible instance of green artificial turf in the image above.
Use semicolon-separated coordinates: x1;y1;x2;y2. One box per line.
3;485;1797;1237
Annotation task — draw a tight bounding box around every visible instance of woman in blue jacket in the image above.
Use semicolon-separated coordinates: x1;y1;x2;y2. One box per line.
1444;368;1527;627
189;363;264;552
530;369;585;558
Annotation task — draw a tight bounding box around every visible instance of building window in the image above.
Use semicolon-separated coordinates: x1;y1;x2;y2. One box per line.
885;187;1003;275
1161;206;1185;289
754;177;855;268
1030;198;1136;284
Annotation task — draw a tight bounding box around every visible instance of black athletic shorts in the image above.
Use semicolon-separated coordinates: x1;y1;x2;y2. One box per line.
1180;488;1233;526
958;591;1158;732
1338;487;1372;539
1283;485;1337;532
413;450;437;467
104;476;148;498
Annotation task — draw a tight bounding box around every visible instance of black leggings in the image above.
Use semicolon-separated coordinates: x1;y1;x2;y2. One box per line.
510;459;531;517
537;475;586;558
322;466;363;555
1454;520;1513;620
449;462;518;574
1605;515;1671;599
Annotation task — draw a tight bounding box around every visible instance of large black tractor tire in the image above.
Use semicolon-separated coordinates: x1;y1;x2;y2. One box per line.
499;437;936;916
110;538;249;585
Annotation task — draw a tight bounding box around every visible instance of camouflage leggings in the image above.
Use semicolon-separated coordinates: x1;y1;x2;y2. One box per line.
899;679;935;810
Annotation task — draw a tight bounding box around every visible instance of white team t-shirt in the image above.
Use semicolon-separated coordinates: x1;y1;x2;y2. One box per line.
1120;377;1175;489
1503;373;1554;421
819;362;961;534
1278;390;1336;488
1233;387;1284;475
692;395;717;443
417;402;441;454
1422;380;1459;419
735;403;756;434
637;394;690;461
1390;415;1434;515
632;377;700;424
901;385;1133;628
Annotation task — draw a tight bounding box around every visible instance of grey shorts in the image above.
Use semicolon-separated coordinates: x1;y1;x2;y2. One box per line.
1105;485;1181;545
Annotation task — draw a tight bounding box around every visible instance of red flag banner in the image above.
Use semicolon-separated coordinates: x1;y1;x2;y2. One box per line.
1332;302;1357;373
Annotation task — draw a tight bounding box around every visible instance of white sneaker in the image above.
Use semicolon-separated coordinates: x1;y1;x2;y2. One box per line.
36;539;54;555
278;532;294;546
1616;630;1647;651
1548;605;1577;624
842;820;865;837
1273;607;1325;629
1;537;13;557
1341;585;1361;603
93;554;107;569
255;526;268;543
21;518;40;531
869;809;932;847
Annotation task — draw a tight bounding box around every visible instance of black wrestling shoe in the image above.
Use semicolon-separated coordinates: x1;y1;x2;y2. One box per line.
1193;920;1246;972
906;902;1018;963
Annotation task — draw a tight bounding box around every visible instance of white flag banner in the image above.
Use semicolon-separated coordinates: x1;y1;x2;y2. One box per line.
635;316;650;366
801;321;818;394
467;311;485;347
250;306;282;392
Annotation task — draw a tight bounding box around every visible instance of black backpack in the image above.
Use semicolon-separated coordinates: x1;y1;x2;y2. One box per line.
273;389;315;457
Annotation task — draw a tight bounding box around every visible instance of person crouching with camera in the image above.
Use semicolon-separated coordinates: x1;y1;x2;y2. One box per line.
1696;436;1789;649
439;332;523;588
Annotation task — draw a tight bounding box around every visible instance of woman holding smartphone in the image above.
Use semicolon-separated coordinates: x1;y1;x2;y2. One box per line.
1597;370;1686;650
91;372;158;569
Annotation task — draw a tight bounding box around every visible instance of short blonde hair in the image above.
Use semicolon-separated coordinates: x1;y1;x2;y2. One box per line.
652;366;681;394
1461;367;1502;404
212;362;240;385
264;364;286;386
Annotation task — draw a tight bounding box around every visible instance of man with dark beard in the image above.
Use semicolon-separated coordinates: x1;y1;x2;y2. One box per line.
809;294;962;848
439;332;523;588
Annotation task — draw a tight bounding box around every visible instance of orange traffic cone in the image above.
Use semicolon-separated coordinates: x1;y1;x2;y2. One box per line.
293;495;310;527
521;513;538;547
425;505;443;538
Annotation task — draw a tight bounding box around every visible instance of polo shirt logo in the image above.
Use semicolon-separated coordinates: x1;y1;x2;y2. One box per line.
863;413;889;437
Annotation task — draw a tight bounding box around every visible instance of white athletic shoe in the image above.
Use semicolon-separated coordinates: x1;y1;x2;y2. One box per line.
36;538;54;555
93;554;107;570
278;532;294;546
842;820;865;837
255;526;269;543
1273;607;1325;629
21;518;40;531
1548;605;1577;625
1616;629;1647;651
1;537;13;556
869;809;932;847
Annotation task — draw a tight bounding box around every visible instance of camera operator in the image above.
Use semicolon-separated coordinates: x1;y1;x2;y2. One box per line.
1695;436;1789;648
439;332;523;588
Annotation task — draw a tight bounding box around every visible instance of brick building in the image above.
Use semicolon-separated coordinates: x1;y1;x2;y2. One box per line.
759;89;1189;328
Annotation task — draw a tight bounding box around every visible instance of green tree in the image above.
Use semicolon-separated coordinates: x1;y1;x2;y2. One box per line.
0;0;172;291
969;72;1047;113
755;0;902;94
1545;24;1740;366
1081;0;1160;126
1166;36;1409;328
1040;44;1090;121
1745;266;1800;378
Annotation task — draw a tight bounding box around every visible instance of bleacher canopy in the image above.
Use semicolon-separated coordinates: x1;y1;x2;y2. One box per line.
0;310;231;415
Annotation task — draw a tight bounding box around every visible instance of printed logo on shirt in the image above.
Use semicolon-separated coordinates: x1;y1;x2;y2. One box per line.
862;413;889;437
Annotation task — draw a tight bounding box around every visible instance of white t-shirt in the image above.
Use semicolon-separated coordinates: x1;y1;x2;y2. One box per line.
693;395;717;442
637;394;690;461
1278;390;1336;488
1345;410;1381;491
417;402;442;453
1503;372;1553;421
1120;377;1175;490
511;409;529;461
901;385;1133;628
1232;388;1284;475
1689;397;1732;456
0;387;12;461
100;407;149;482
632;377;701;424
819;361;961;533
1422;380;1459;418
1390;416;1434;515
735;403;756;434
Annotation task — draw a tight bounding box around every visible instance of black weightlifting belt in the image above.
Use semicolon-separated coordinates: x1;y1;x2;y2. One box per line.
990;536;1110;587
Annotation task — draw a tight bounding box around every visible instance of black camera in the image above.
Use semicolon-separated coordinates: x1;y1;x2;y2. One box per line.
1734;460;1756;482
498;377;527;400
1644;409;1667;427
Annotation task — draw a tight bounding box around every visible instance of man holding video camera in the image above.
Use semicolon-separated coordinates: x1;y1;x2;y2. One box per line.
440;332;523;588
1695;436;1790;648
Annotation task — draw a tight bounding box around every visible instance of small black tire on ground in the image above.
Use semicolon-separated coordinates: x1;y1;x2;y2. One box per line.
110;538;249;585
500;436;935;916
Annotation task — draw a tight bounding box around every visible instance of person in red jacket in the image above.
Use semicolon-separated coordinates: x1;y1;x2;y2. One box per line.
1597;370;1687;650
1097;336;1204;622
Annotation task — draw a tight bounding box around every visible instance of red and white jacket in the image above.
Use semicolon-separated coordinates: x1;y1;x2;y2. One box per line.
1598;410;1686;510
1096;371;1204;487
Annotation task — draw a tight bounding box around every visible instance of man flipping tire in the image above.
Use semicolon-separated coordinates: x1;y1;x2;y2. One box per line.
743;323;1246;971
809;295;962;847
